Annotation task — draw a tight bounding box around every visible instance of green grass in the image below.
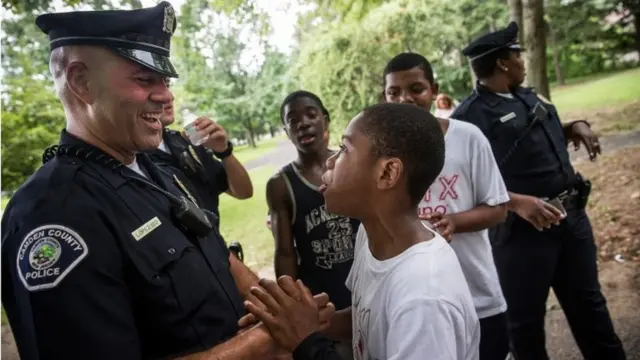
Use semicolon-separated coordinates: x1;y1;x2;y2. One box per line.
218;166;276;270
550;68;640;113
1;196;9;212
232;135;285;164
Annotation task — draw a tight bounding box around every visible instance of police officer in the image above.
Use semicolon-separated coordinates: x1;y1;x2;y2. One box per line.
148;100;253;224
148;96;253;260
0;3;332;359
451;22;626;360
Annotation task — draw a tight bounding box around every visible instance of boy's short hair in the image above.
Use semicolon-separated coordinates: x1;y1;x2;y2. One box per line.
383;53;435;86
359;103;445;206
279;90;330;125
470;48;513;79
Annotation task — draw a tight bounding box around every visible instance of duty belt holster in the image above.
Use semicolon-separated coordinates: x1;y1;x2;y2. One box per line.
574;172;592;209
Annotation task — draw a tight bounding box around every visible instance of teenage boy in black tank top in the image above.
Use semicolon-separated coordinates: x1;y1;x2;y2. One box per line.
266;92;359;357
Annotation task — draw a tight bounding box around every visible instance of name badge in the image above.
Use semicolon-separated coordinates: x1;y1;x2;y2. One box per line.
500;112;516;123
132;217;162;241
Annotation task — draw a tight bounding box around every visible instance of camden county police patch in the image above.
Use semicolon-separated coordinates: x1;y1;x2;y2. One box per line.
17;224;88;292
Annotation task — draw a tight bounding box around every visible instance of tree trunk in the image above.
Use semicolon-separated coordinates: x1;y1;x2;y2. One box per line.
469;60;478;89
621;0;640;55
634;9;640;55
245;125;256;148
523;0;550;99
548;20;565;86
508;0;523;44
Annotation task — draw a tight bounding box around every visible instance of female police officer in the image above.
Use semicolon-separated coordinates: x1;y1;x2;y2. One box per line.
1;3;332;359
451;22;625;360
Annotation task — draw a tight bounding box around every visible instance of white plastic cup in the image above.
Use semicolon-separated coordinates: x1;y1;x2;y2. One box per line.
183;112;209;146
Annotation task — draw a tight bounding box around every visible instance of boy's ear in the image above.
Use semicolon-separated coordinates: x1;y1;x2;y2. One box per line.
431;82;440;101
379;91;386;104
375;157;403;191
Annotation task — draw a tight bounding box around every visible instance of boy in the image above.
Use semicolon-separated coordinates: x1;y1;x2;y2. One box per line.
382;52;510;360
266;91;360;358
246;103;480;360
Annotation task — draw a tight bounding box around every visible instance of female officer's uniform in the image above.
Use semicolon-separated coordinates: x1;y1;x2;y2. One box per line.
451;22;625;360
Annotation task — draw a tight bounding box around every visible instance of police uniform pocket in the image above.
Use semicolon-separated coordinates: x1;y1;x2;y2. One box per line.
167;247;215;315
490;115;521;140
135;234;215;316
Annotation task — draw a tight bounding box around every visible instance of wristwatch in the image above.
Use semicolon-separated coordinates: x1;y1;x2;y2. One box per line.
213;141;233;159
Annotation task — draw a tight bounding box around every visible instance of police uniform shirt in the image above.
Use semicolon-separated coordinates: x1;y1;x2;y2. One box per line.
1;131;246;359
452;85;575;198
147;129;229;220
452;21;576;198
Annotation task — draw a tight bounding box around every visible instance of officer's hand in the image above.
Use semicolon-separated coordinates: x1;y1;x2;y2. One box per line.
238;290;333;332
193;117;229;152
568;121;601;161
419;212;455;242
244;276;331;353
512;194;565;231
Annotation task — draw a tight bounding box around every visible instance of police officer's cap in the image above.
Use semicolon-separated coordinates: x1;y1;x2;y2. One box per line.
36;1;179;78
463;22;523;62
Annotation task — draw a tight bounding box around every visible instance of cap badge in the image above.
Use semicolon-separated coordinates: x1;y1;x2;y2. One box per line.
163;5;176;35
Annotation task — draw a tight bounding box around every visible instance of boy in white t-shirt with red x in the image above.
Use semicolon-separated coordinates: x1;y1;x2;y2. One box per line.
382;53;511;360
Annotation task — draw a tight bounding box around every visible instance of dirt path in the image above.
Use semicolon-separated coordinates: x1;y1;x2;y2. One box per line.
546;261;640;359
244;140;296;171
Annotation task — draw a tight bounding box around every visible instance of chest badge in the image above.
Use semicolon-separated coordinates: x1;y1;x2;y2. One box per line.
173;174;199;206
187;145;204;167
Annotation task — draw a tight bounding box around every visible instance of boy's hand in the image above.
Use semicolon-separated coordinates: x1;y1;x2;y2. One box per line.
238;292;333;332
245;276;332;352
420;213;455;242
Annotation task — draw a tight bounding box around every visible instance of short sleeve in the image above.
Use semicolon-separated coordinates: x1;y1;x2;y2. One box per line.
468;125;510;206
386;299;467;360
1;200;141;359
345;224;366;292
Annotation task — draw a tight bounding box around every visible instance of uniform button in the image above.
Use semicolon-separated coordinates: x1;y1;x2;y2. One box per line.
168;248;176;255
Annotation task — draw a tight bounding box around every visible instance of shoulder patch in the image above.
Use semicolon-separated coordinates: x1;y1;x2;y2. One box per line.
17;225;88;292
536;93;553;105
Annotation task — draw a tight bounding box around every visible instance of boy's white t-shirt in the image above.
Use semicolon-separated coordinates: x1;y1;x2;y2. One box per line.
418;119;510;318
346;224;480;360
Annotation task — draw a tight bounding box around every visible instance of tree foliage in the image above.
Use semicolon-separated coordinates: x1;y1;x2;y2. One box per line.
291;0;508;142
171;0;290;147
1;0;638;192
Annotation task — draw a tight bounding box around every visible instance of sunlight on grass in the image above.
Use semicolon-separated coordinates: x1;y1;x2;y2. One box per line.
218;165;277;271
551;68;640;113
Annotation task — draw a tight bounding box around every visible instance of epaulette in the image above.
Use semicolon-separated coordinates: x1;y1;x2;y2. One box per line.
450;93;479;120
9;157;82;222
517;86;554;105
164;128;182;137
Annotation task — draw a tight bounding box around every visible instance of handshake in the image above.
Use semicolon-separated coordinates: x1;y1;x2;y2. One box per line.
237;276;336;356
